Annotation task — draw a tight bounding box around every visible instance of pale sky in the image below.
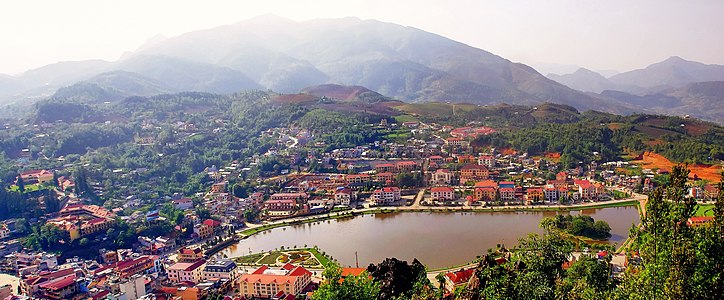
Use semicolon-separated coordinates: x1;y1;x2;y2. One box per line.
1;0;723;75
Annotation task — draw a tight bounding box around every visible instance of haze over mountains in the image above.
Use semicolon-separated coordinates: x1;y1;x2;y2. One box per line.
0;15;722;123
546;56;724;122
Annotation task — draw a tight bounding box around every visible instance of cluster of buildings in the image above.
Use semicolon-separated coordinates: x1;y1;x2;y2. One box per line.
9;245;322;299
46;204;117;241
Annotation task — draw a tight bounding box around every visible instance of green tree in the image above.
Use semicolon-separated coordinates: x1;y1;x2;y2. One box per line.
313;264;380;300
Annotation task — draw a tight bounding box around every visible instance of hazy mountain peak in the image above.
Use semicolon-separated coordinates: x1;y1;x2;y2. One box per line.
610;56;724;89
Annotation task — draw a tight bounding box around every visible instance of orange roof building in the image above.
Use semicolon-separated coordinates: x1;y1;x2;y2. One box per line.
239;264;312;299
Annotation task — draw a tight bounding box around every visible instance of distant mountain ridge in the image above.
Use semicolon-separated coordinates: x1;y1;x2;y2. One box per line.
545;57;724;122
1;16;722;122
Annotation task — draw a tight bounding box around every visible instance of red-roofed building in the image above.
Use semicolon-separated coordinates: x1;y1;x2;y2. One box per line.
429;156;444;165
474;180;498;202
396;161;418;172
461;164;489;183
526;187;544;204
372;187;401;205
574;180;597;200
375;163;396;174
19;169;54;185
430;187;455;202
374;172;395;185
239;264;312;299
38;274;79;300
687;216;714;227
456;155;476;164
167;259;207;284
203;219;222;228
346;174;372;185
178;247;204;263
443;268;475;293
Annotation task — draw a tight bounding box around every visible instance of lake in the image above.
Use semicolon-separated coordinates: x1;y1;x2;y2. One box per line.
224;206;640;269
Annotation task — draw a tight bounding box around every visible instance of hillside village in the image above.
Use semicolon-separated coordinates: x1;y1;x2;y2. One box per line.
0;113;720;300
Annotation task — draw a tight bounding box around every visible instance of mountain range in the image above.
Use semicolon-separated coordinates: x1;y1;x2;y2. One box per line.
546;56;724;122
0;15;722;122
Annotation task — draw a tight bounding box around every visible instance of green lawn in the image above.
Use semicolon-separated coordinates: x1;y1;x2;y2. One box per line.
257;251;285;265
393;114;419;123
695;204;715;217
7;183;47;193
234;252;265;264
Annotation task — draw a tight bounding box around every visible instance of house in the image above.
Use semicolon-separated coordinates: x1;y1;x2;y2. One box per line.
375;163;396;174
113;256;157;277
239;264;312;299
474;180;498;202
429;156;444;165
265;199;297;217
374;172;395;185
478;155;495;168
270;193;308;202
499;187;516;202
210;182;227;193
544;185;558;202
37;273;79;300
193;223;213;239
19;170;54;185
178;247;204;263
173;198;194;210
430;169;453;185
574;180;597;200
460;164;489;183
687;216;714;227
703;184;719;200
445;137;468;147
202;219;222;231
443;268;476;293
167;259;207;284
0;225;10;240
346;174;372;185
372;187;401;205
334;188;356;206
430;187;455;202
396;161;418;172
203;259;239;282
456;155;476;164
526;187;544;204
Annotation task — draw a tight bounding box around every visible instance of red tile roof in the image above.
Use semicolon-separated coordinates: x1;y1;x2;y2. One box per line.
445;269;475;285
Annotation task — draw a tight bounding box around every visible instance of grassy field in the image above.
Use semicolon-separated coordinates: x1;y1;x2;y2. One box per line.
7;183;47;193
234;252;265;264
695;204;715;217
258;251;285;265
393;114;419;123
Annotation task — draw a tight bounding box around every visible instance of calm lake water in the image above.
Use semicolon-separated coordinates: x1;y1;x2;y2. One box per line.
224;206;640;269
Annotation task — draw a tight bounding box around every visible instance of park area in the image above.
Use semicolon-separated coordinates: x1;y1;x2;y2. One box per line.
233;247;335;268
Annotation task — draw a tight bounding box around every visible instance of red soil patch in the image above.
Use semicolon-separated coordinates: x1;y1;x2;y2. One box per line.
500;148;518;155
632;152;723;182
544;152;561;159
607;123;623;130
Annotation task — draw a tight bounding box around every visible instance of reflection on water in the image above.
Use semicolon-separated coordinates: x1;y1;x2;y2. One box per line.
225;206;640;269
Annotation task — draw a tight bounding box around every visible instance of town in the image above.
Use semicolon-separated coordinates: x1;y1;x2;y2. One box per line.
0;113;720;300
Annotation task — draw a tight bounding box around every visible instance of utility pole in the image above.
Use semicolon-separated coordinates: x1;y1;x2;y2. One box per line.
355;251;359;268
